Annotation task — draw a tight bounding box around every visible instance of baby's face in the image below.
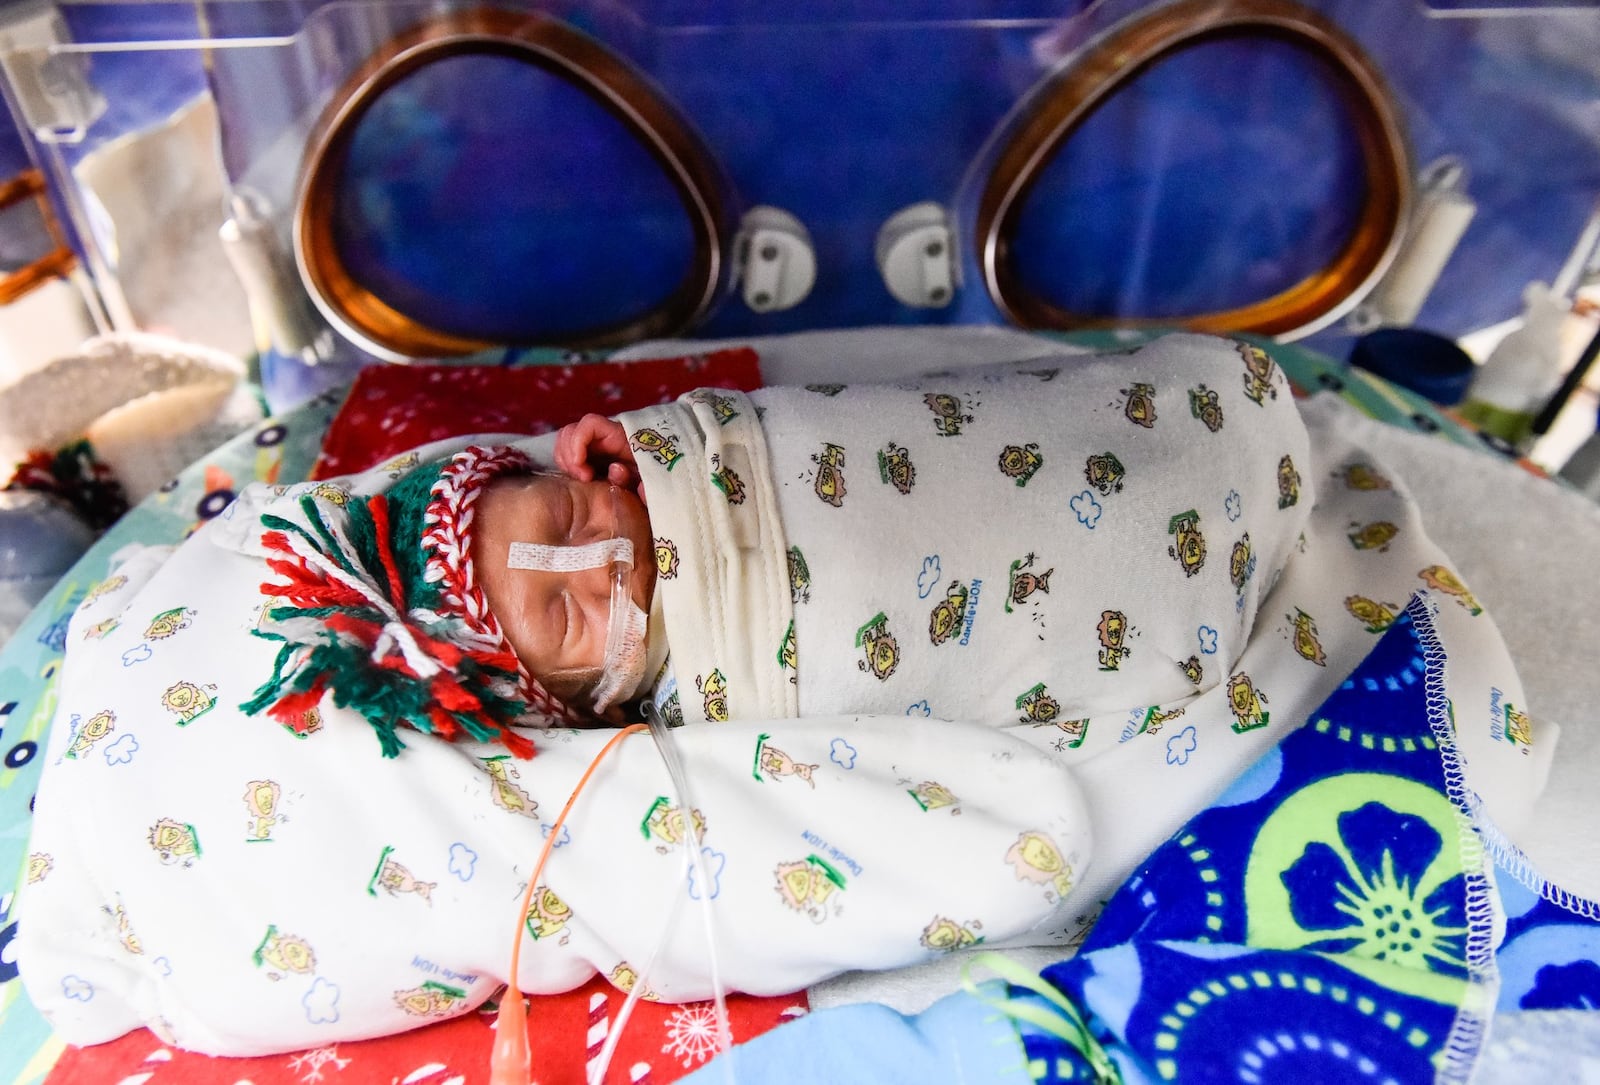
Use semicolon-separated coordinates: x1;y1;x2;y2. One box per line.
471;474;654;701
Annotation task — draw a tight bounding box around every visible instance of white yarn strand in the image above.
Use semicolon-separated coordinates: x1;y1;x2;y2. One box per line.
273;522;439;677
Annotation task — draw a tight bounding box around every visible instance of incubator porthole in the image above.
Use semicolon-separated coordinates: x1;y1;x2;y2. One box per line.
294;8;733;359
974;0;1410;340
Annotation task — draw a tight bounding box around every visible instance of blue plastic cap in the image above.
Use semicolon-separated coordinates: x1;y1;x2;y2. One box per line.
1348;328;1477;406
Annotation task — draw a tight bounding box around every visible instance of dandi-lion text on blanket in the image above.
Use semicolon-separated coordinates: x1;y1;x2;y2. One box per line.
14;333;1551;1057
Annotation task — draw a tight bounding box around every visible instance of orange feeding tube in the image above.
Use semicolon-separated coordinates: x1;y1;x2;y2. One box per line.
490;722;649;1085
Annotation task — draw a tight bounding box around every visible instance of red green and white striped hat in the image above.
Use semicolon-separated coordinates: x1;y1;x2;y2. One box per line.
242;445;580;758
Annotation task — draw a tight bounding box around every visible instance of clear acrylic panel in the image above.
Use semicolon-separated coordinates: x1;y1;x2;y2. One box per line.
4;0;1596;369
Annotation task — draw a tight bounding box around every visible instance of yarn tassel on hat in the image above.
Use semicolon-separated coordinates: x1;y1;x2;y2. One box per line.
241;492;535;759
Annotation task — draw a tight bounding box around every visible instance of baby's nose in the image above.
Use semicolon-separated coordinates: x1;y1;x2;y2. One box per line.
567;563;619;609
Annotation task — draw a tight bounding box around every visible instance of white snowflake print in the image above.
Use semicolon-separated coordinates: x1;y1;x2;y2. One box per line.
284;1044;352;1082
661;1002;724;1068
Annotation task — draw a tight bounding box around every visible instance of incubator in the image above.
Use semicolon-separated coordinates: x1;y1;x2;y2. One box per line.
0;3;1598;1084
0;1;1592;378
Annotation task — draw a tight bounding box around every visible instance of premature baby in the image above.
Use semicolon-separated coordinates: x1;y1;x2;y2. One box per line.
16;333;1546;1055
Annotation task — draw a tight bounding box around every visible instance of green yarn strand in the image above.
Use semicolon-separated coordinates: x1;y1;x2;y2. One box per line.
342;496;388;599
298;495;360;578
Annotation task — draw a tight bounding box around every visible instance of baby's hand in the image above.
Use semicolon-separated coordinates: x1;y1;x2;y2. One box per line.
555;413;641;493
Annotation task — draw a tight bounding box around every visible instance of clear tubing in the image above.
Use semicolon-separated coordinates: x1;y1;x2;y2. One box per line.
646;700;734;1056
589;543;641;712
588;700;734;1083
588;859;694;1085
592;484;649;714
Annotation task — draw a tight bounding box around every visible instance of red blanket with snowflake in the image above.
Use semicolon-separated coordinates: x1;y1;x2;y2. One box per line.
47;975;806;1083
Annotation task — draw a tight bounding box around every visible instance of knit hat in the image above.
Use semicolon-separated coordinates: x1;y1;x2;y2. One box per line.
241;445;580;758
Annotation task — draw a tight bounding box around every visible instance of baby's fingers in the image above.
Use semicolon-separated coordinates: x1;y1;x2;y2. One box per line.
606;461;641;490
583;415;634;462
554;424;595;480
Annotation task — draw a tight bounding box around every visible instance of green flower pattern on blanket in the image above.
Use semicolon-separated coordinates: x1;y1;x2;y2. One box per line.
1246;777;1468;977
997;602;1492;1084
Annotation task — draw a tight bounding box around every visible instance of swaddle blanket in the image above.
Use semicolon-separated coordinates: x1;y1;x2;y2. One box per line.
627;333;1553;920
630;334;1310;727
15;459;1091;1055
16;335;1551;1057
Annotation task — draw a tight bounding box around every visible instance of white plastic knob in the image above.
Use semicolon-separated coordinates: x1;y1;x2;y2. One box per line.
1347;157;1475;333
876;201;955;308
736;205;815;313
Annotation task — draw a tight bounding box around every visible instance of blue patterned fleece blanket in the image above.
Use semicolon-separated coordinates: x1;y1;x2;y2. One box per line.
691;597;1600;1084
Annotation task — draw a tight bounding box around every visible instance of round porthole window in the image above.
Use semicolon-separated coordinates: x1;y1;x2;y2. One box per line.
295;8;734;360
975;0;1411;340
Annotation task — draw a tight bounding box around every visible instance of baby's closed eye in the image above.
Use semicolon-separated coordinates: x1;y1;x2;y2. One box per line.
562;591;583;646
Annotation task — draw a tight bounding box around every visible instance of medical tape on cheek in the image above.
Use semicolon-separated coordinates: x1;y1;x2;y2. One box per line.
506;537;634;571
592;581;649;712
